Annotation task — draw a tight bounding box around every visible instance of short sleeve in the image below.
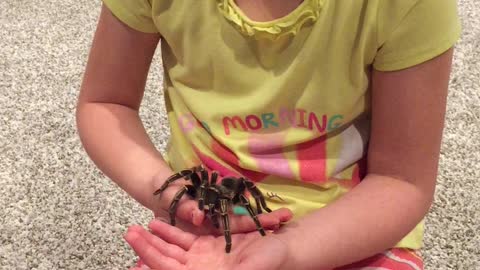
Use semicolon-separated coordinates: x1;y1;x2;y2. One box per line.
373;0;461;71
103;0;158;33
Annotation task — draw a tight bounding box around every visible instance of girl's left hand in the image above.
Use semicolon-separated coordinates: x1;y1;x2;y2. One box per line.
124;220;289;270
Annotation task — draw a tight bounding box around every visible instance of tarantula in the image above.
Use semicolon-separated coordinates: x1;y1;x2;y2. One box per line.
153;165;272;253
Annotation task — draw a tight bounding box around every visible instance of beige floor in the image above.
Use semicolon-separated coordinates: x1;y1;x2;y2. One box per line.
1;0;479;269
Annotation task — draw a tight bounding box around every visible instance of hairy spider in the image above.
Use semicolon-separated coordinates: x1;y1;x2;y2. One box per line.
153;165;272;253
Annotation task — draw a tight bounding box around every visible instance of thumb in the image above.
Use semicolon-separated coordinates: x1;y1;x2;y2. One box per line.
157;186;205;226
174;198;205;226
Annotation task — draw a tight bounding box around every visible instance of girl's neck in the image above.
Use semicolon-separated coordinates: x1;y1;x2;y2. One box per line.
234;0;304;22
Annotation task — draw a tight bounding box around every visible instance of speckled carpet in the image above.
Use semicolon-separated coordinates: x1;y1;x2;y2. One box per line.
0;0;479;269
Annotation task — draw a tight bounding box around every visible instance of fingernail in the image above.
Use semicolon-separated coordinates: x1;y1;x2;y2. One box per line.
233;206;249;216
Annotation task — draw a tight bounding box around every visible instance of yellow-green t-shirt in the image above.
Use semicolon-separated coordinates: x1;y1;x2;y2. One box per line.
103;0;461;249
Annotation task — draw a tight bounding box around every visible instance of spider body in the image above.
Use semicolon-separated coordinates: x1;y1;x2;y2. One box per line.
153;165;272;253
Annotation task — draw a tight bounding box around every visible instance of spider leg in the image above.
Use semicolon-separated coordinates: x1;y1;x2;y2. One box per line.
219;199;232;253
253;197;264;215
153;165;203;197
210;171;219;185
153;170;191;197
207;203;220;229
239;195;266;236
168;185;195;226
243;179;272;213
198;167;209;210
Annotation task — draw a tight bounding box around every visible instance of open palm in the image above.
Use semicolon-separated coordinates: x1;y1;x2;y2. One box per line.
125;220;289;270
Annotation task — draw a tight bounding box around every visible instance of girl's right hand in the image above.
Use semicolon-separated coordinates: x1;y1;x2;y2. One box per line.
150;172;293;236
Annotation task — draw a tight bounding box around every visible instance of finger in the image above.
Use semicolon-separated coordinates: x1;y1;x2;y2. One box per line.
148;220;198;250
128;226;188;264
161;187;206;225
176;200;205;226
124;230;185;270
229;208;293;233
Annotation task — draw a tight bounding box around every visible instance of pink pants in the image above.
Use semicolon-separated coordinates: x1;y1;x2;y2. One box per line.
335;248;423;270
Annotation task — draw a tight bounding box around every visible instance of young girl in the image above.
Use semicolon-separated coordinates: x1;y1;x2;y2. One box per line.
77;0;461;269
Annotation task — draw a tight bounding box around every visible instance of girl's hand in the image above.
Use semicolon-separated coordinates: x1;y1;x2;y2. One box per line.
125;220;289;270
150;172;293;236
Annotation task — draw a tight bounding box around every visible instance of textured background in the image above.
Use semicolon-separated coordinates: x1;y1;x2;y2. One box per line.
0;0;479;269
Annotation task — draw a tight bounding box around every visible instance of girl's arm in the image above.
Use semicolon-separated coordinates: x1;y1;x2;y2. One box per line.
275;49;454;269
77;5;174;213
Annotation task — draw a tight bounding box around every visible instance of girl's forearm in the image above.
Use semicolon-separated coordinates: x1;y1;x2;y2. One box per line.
76;101;173;211
275;174;432;270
